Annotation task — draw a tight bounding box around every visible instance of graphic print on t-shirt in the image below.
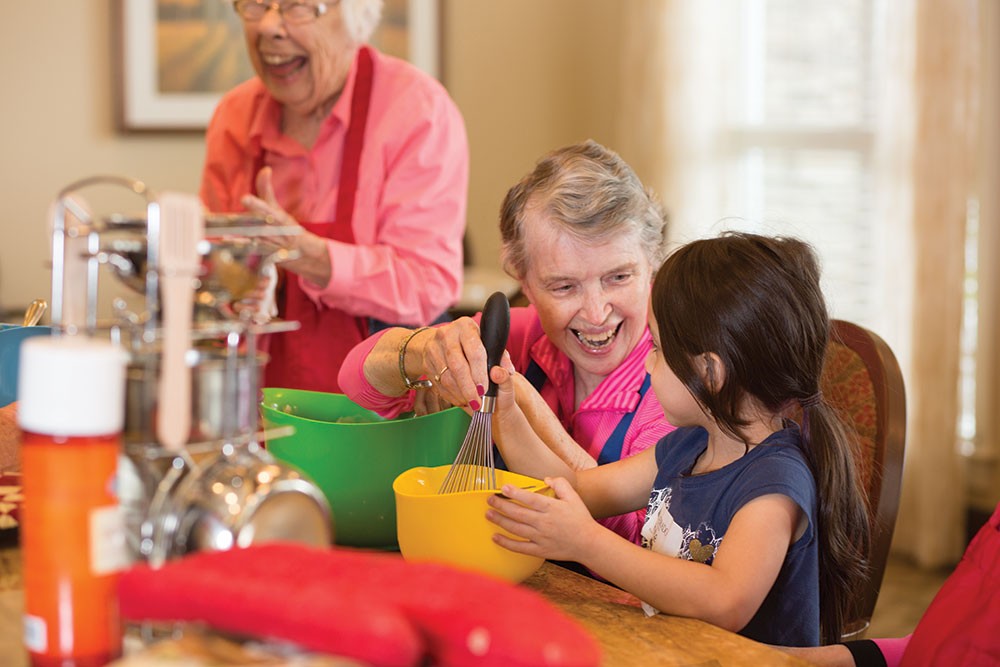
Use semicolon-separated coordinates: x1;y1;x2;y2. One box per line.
640;483;723;616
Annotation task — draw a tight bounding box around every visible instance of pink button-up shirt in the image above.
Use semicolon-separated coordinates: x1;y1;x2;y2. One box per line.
200;47;469;326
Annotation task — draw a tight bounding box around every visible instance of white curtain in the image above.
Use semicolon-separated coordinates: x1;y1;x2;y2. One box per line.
885;0;981;567
616;0;728;250
617;0;986;567
968;0;1000;539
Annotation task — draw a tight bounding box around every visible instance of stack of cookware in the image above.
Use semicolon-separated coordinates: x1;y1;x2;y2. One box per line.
48;175;332;566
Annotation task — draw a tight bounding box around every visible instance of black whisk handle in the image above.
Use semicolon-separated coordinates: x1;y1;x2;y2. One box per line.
480;291;511;399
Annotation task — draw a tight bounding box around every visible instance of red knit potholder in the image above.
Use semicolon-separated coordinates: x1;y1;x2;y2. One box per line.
119;543;601;667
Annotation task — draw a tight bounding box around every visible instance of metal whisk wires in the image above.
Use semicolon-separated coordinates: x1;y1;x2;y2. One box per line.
437;291;510;494
438;395;497;493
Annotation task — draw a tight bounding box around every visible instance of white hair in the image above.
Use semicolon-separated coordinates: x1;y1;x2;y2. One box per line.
340;0;384;43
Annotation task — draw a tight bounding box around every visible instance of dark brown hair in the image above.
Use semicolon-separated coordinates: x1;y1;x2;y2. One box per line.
651;232;870;644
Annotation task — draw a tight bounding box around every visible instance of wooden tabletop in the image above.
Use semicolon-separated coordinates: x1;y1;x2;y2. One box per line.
523;562;811;666
0;532;25;667
0;536;810;666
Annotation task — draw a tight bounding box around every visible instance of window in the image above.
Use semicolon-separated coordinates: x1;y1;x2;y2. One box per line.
699;0;981;456
708;0;883;327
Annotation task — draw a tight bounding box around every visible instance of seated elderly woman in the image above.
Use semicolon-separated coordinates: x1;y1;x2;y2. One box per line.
338;140;674;543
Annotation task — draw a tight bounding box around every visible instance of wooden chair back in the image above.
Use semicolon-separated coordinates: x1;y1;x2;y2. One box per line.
819;319;907;640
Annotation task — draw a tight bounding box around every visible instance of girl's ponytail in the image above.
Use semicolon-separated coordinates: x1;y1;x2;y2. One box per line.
801;399;871;644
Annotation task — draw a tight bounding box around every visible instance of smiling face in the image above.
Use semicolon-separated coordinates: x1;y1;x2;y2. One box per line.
242;4;357;118
519;208;654;391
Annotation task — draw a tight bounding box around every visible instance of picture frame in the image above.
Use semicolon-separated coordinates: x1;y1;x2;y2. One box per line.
115;0;442;133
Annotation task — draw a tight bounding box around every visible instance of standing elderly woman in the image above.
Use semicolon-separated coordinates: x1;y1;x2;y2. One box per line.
201;0;469;393
339;140;674;543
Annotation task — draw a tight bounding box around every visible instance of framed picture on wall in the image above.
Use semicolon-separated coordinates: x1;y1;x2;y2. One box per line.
115;0;442;132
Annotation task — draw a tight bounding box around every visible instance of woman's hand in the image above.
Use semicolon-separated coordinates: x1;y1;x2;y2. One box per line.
241;167;332;287
361;319;494;410
486;476;599;563
416;317;492;411
411;386;451;417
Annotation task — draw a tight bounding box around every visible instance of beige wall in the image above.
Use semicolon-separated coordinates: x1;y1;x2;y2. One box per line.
0;1;621;318
445;1;623;265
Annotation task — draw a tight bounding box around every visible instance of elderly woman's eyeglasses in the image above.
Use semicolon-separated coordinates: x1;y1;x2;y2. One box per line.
232;1;333;24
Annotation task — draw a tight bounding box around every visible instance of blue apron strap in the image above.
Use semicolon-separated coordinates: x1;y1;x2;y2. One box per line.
596;373;652;466
524;359;546;390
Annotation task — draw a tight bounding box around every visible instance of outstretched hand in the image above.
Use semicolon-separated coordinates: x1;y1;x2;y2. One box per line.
241;166;304;251
485;476;599;563
241;167;331;286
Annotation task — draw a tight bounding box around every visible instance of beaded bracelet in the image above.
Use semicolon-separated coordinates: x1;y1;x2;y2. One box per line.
398;327;433;390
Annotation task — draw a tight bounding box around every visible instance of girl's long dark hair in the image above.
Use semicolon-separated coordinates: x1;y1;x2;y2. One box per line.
651;232;871;644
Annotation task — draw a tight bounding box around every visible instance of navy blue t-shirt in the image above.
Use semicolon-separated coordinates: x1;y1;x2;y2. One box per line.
642;425;820;646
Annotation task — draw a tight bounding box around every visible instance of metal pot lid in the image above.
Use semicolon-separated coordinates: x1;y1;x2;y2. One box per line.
100;212;301;238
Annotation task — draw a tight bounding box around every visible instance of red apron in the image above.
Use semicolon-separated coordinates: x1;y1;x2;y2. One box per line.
259;46;375;393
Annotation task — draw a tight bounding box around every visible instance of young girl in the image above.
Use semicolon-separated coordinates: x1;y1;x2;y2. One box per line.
486;232;870;646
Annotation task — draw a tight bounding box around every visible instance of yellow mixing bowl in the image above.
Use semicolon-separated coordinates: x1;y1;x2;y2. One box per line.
393;465;554;583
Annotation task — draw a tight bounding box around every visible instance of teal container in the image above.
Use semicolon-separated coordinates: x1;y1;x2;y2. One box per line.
0;325;53;407
260;388;469;549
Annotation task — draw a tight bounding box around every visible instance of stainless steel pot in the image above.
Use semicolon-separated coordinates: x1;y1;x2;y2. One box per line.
124;348;267;447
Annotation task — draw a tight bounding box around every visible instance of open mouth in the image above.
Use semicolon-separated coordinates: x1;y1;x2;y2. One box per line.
572;321;622;350
261;53;307;77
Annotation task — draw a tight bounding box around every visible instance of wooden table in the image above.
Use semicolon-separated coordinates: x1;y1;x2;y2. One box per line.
1;532;25;667
523;562;810;666
0;536;809;666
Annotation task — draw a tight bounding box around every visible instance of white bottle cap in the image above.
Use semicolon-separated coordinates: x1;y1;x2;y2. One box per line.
18;337;129;437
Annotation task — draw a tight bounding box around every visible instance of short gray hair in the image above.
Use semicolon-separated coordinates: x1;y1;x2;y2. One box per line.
341;0;384;43
499;140;669;280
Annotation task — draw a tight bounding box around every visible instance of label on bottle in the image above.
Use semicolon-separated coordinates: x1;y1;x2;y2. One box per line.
23;614;47;652
90;504;128;575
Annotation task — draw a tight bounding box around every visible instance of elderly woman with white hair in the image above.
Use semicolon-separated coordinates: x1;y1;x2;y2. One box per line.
201;0;469;393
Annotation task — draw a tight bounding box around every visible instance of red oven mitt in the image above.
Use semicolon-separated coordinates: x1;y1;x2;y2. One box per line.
119;545;422;667
285;545;602;667
119;543;601;667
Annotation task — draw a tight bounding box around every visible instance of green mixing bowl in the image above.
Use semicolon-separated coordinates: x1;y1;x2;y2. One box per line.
260;388;469;549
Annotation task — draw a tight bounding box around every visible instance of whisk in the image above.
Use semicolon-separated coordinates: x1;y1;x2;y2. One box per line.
438;291;511;494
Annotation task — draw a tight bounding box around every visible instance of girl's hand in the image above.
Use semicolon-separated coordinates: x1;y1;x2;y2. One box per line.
487;364;578;482
485;476;599;562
